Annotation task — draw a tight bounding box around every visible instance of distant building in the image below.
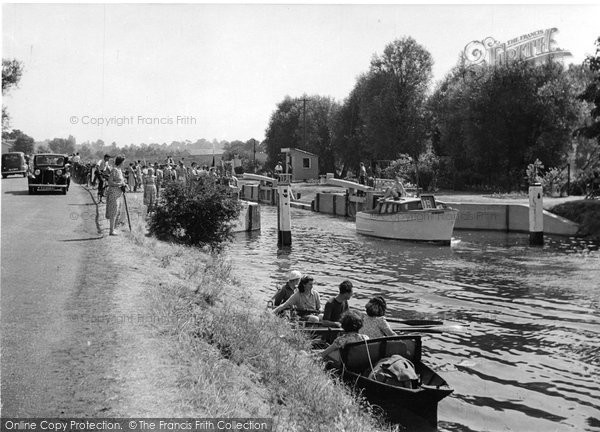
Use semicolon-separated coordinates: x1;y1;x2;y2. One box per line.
283;147;319;181
2;139;16;154
187;148;224;167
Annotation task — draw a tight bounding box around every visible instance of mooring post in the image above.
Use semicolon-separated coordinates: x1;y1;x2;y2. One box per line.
277;178;292;246
529;183;544;245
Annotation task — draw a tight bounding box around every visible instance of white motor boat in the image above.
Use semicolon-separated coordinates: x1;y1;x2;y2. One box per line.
355;195;458;244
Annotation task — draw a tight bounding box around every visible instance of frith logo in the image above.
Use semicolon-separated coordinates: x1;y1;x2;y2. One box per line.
463;27;571;67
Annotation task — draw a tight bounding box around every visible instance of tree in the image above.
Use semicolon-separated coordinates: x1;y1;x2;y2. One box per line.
577;37;600;144
12;130;35;154
429;58;582;190
333;38;433;179
48;137;76;154
2;59;24;132
263;95;340;173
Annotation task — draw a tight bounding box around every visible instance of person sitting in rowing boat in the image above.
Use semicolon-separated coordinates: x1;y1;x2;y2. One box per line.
272;275;321;323
272;270;302;308
381;177;407;201
320;311;369;363
360;296;396;339
321;280;354;327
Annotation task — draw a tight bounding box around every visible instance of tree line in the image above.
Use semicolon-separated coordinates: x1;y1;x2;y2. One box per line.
263;36;600;192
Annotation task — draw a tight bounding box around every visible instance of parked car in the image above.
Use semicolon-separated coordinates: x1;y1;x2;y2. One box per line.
28;153;70;194
2;152;28;178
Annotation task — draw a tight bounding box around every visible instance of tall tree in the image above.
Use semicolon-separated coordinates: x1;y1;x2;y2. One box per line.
2;58;24;133
429;58;582;190
48;137;76;155
333;38;433;178
577;37;600;145
12;130;35;154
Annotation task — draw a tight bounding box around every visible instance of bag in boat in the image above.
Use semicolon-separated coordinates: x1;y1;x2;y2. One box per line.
367;355;420;389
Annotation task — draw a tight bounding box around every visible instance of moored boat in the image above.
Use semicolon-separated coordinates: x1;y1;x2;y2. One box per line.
355;195;458;244
329;335;453;429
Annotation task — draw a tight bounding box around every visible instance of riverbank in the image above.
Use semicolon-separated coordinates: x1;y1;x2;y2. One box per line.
95;189;386;431
549;199;600;240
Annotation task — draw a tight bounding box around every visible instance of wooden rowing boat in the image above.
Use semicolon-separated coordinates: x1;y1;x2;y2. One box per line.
329;335;453;429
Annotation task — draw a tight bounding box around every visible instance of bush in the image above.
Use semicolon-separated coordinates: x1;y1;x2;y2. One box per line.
381;154;414;181
148;178;241;250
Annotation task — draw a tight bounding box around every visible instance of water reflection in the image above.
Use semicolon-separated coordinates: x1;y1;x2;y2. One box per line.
227;206;600;432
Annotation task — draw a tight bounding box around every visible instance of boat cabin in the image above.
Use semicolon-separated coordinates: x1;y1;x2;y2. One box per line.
374;195;439;214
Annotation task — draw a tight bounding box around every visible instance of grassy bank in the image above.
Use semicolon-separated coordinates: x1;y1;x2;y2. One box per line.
118;193;386;431
549;199;600;240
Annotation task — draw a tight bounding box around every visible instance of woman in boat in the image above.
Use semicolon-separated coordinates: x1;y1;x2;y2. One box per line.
320;311;369;361
360;296;396;339
272;275;321;322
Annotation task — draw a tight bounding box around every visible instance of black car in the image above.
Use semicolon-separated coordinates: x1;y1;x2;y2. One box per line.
28;153;70;194
2;152;28;178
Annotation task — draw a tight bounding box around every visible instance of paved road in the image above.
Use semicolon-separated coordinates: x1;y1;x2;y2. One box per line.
1;177;101;415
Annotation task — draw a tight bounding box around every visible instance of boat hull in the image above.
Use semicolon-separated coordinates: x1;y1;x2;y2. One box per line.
356;208;458;243
330;336;453;429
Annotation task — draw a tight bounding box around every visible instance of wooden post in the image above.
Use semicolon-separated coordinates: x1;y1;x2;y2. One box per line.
277;184;292;246
529;184;544;245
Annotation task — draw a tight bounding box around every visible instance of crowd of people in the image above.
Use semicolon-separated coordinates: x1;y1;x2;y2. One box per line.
269;271;397;360
68;153;238;236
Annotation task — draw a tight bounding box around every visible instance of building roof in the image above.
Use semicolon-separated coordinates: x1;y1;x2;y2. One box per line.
188;148;223;156
285;147;318;157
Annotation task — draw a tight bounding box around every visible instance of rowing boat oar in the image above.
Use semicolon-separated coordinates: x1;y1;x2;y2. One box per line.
390;324;467;334
385;317;444;326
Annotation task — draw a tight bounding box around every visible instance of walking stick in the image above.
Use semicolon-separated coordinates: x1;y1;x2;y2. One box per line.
122;189;132;231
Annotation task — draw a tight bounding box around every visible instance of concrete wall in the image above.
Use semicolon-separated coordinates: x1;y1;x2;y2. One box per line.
231;201;261;232
311;194;579;236
444;202;578;236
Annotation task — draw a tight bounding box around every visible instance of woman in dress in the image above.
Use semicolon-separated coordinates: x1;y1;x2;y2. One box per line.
272;275;321;323
105;155;128;236
143;167;157;214
360;296;396;339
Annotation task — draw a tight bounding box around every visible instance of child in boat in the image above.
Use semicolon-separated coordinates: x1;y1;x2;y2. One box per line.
320;311;369;363
360;296;396;339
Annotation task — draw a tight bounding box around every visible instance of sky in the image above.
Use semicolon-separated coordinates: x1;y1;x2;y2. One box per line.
2;3;599;147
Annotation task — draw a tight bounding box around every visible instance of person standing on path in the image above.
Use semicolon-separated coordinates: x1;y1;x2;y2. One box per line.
105;155;128;236
358;162;367;185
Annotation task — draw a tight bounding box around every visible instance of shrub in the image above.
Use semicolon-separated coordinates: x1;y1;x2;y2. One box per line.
381;154;414;181
148;178;241;250
541;167;567;195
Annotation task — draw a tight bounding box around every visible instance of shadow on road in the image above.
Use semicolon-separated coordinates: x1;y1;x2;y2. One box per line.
61;237;103;242
3;190;29;195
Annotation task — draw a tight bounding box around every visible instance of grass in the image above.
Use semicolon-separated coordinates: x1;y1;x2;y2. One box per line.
549;199;600;240
119;193;388;431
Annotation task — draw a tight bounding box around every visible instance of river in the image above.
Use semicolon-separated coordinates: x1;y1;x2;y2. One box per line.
227;205;600;432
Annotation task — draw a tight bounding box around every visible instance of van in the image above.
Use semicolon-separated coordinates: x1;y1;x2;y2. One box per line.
2;152;28;178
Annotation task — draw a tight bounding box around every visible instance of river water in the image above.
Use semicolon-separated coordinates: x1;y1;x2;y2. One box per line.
226;205;600;432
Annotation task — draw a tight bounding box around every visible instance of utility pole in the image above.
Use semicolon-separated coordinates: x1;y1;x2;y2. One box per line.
299;96;310;149
253;139;256;173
